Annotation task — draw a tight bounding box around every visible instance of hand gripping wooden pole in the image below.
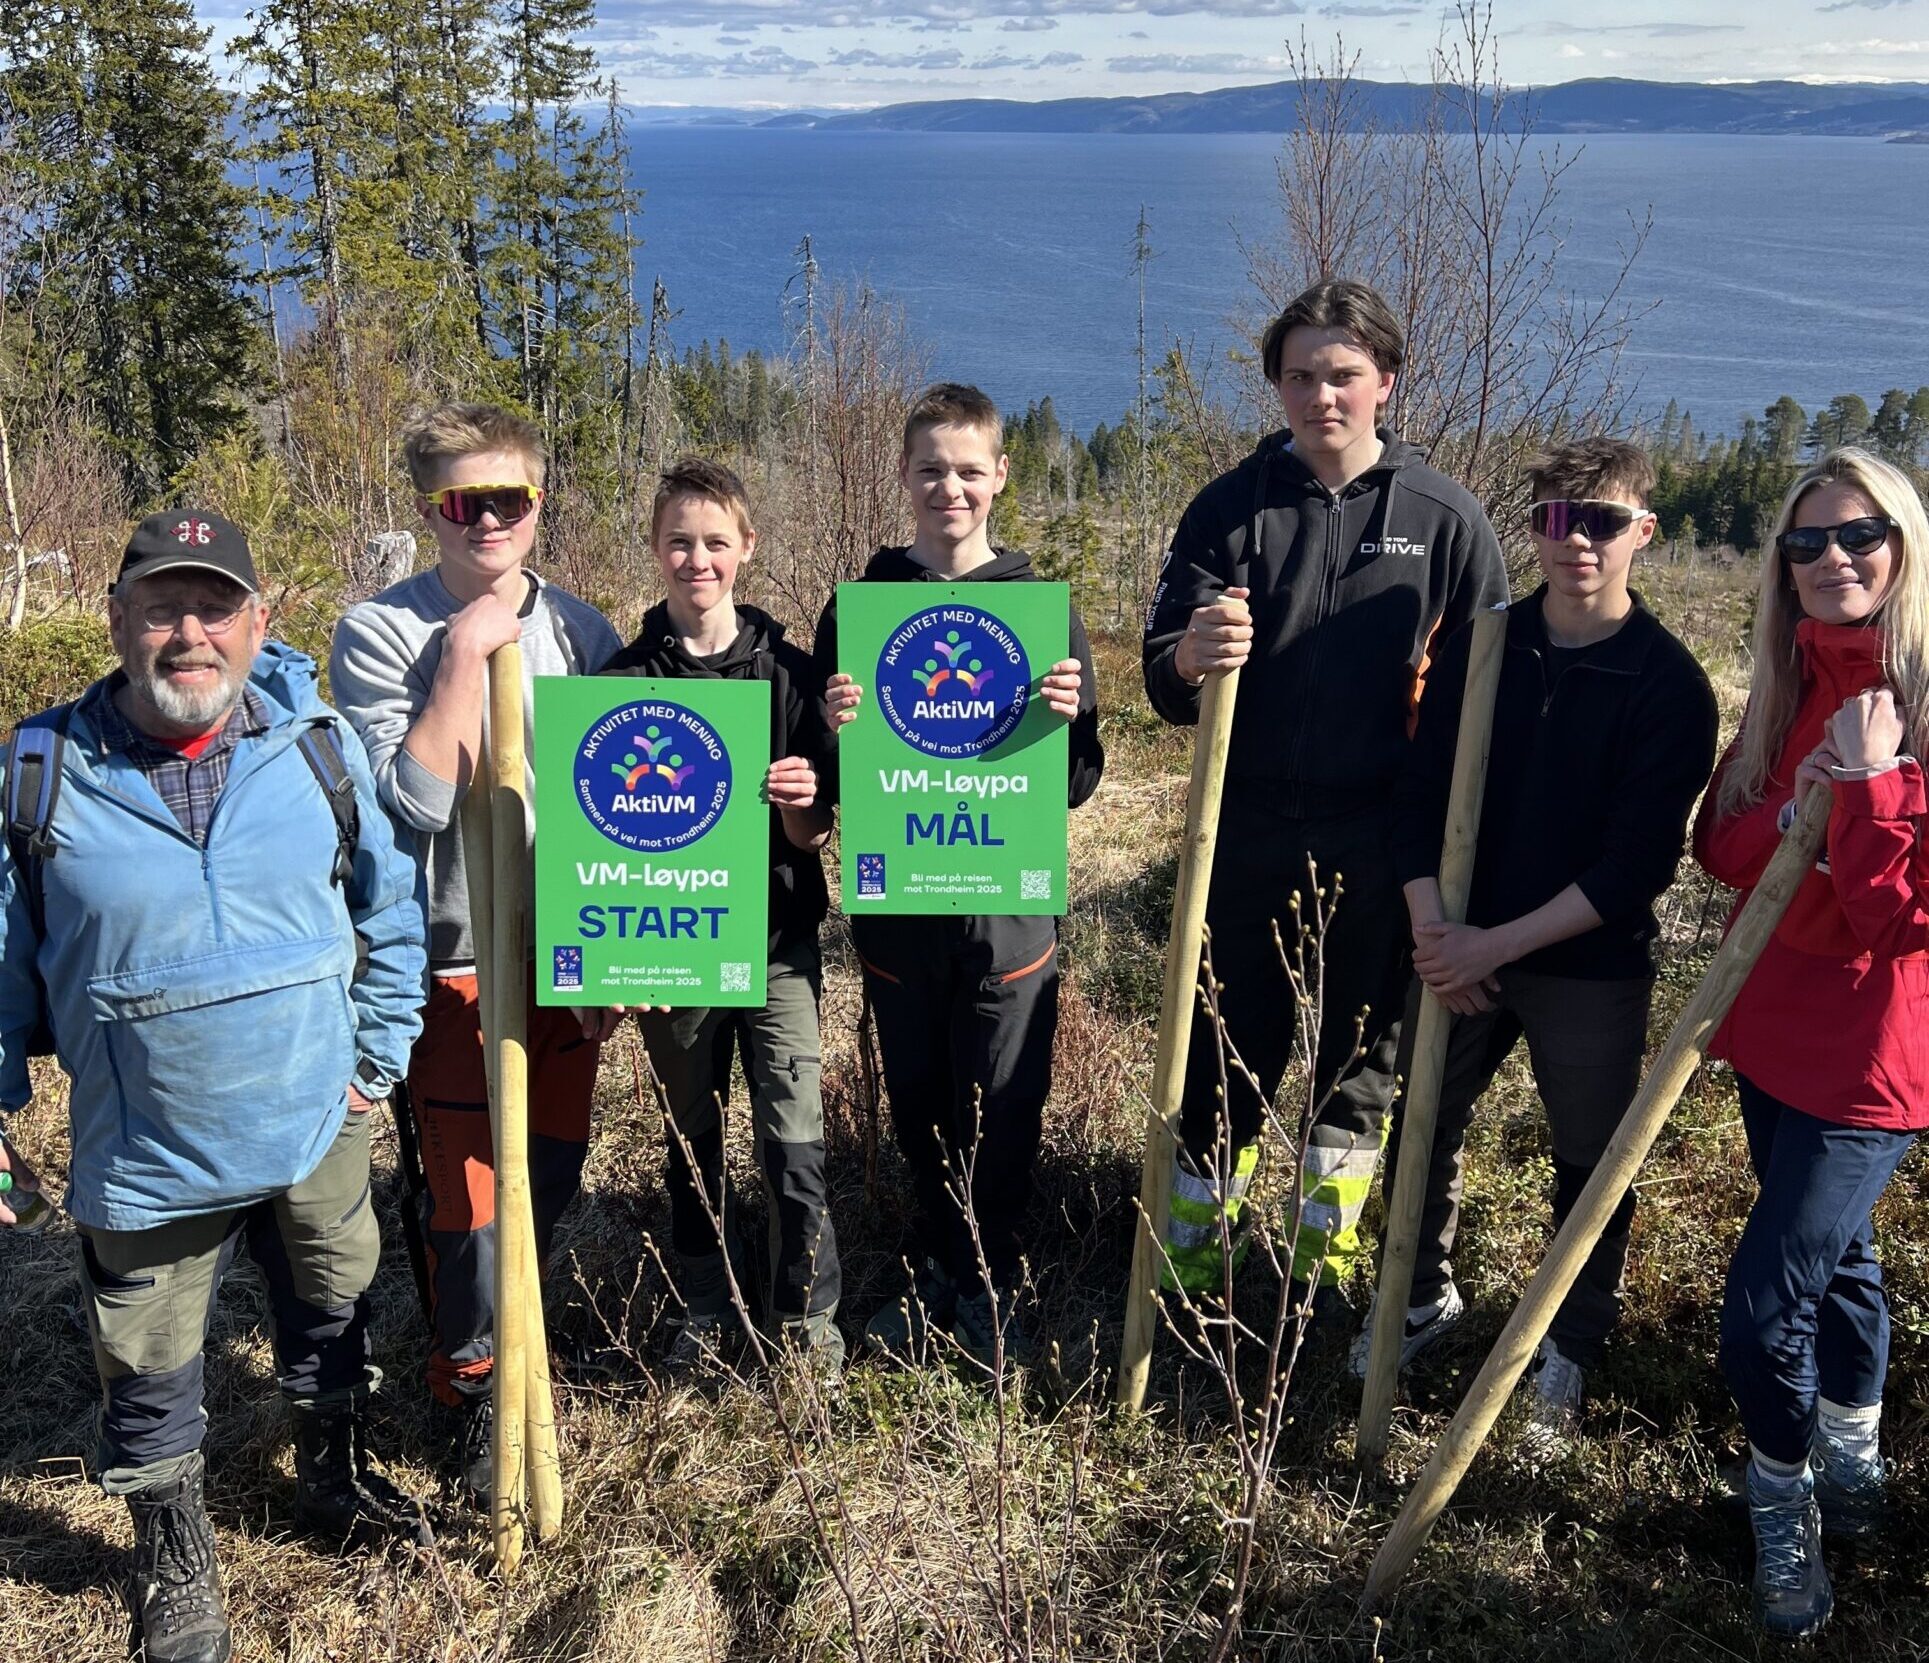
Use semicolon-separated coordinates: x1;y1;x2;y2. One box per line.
1117;650;1242;1414
1358;607;1508;1468
1363;787;1832;1606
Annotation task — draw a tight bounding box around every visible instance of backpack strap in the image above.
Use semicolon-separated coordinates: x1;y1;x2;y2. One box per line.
3;703;76;935
293;723;360;888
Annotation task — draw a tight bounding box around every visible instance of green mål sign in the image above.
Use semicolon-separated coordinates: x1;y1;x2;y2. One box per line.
534;676;771;1007
837;582;1069;914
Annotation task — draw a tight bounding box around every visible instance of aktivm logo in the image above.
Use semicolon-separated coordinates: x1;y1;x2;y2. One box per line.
572;699;731;852
875;604;1031;760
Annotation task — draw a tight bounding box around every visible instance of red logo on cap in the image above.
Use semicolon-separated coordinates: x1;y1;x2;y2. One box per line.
174;519;213;546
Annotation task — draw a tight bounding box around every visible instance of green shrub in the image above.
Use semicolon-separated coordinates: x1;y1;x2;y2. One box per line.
0;612;115;731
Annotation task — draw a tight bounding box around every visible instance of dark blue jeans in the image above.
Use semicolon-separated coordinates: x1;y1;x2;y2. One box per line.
1719;1076;1915;1466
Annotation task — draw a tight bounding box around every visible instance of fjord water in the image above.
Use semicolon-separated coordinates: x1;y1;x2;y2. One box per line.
629;128;1925;434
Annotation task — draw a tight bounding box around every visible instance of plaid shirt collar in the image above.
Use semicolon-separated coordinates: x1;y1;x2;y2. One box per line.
94;674;270;759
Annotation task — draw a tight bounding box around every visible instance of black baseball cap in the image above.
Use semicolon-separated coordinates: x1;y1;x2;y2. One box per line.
116;510;259;594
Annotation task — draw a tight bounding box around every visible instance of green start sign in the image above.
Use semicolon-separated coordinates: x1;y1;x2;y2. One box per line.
837;581;1069;914
534;676;771;1007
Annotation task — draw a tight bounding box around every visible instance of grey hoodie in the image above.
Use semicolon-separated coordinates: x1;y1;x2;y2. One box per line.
330;567;620;971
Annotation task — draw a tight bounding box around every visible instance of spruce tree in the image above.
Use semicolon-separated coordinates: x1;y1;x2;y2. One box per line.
1763;395;1806;464
4;0;257;497
1868;388;1911;465
233;0;379;383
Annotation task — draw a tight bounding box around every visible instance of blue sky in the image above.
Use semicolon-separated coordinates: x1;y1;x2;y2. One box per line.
190;0;1929;107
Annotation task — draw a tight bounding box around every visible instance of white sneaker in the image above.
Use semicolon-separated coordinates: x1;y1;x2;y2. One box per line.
1348;1281;1465;1380
1522;1337;1584;1456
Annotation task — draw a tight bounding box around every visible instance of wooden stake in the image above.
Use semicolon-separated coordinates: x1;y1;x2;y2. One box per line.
463;649;525;1573
462;661;562;1562
1358;608;1507;1467
1116;653;1242;1413
503;782;562;1542
1363;787;1832;1606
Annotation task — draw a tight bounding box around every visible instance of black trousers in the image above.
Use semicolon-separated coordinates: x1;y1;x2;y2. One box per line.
1381;968;1652;1365
852;911;1059;1293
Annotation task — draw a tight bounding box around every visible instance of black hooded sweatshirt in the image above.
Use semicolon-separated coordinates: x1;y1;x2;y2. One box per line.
812;545;1105;812
1142;428;1508;820
600;601;829;953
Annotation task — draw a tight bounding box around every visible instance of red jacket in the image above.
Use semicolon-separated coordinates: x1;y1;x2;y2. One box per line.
1695;619;1929;1130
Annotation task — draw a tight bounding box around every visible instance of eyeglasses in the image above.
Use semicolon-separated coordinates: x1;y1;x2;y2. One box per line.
424;483;542;527
136;599;249;635
1776;517;1896;564
1528;500;1651;542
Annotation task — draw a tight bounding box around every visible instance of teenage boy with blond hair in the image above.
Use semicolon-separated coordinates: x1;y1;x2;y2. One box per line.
816;382;1104;1367
1359;437;1717;1442
1142;279;1508;1312
599;458;845;1374
330;401;620;1496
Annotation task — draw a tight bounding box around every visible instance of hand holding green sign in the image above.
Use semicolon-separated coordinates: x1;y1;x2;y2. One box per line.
535;676;771;1006
833;582;1071;913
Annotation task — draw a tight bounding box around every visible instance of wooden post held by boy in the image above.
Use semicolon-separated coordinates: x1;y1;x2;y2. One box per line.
461;643;563;1569
1117;647;1242;1413
493;643;564;1544
1363;787;1832;1604
1358;607;1507;1467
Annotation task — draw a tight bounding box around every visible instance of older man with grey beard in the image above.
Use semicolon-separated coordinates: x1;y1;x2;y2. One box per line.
0;511;429;1663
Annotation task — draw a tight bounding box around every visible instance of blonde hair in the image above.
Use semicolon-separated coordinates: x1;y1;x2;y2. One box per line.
401;401;546;492
1719;446;1929;815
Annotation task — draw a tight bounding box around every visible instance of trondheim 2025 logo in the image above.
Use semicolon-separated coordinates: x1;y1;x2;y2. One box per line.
573;700;731;852
876;604;1031;760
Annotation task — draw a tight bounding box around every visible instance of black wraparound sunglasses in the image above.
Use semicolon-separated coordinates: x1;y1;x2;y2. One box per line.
1776;517;1896;564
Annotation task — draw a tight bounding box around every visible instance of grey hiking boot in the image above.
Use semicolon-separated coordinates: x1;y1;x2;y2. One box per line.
666;1308;751;1377
1521;1337;1585;1457
1811;1428;1887;1539
1746;1465;1833;1640
291;1398;434;1550
1347;1281;1465;1380
124;1452;232;1663
864;1258;958;1363
952;1286;1034;1377
776;1312;847;1382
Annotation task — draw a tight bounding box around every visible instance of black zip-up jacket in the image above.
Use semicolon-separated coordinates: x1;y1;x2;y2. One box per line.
1142;429;1508;819
812;544;1106;812
1390;586;1719;981
600;601;830;953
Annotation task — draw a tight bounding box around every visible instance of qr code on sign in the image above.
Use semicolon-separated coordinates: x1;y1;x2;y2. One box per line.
1020;869;1051;901
719;962;752;993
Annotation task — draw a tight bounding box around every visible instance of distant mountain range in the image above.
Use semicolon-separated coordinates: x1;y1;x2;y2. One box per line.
628;79;1929;138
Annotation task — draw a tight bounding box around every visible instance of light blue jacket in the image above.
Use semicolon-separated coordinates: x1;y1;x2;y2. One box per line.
0;644;426;1229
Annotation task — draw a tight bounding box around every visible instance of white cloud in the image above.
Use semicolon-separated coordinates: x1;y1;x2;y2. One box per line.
1000;13;1059;25
1107;49;1293;71
1808;33;1929;48
599;41;819;75
1536;19;1746;35
601;0;1305;23
827;45;966;66
966;46;1086;65
1555;42;1585;57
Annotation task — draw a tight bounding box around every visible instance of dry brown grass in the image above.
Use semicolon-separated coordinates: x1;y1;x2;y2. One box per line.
6;558;1929;1660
